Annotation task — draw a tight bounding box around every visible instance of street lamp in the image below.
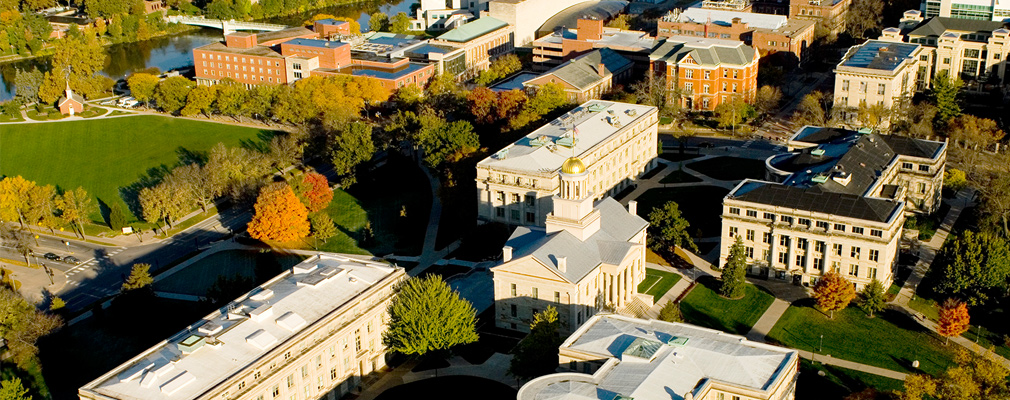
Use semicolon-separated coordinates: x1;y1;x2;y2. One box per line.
64;240;72;254
819;334;823;353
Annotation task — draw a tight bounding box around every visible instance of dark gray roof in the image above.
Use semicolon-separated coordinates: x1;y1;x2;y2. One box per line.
908;17;1009;38
537;48;632;91
880;135;945;159
504;198;648;283
730;181;902;223
839;40;919;71
649;37;756;67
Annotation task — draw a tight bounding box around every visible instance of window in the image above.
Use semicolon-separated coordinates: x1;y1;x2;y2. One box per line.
764;212;776;221
704;71;711;79
816;221;829;230
510;209;520;221
238;381;246;390
510;283;516;296
763;232;772;244
964;48;980;58
851;247;861;259
834;223;846;232
685;82;694;92
703;98;710;108
525;195;535;206
798;218;811;227
510;304;517;317
495;207;504;218
763;249;770;261
703;84;710;94
723;70;728;78
272;385;280;397
920;55;929;61
722;82;728;91
919;165;930;172
779;235;790;246
729;207;740;215
859;81;866;93
831;261;841;272
853;227;865;235
943;57;951;64
869;249;880;262
918;182;927;194
732;83;738;92
871;229;883;237
293;71;302;79
355;330;361;352
685;69;694;78
729;227;739;237
512;193;520;203
733;70;738;78
285;352;291;360
254;371;262;380
554;291;560;303
996;53;1003;60
746;210;758;217
778;252;788;264
532;287;538;298
796;254;806;266
526;212;535;223
869;267;878;279
813;258;823;270
902;162;913;169
878;83;886;95
833;243;843;256
848;264;859;277
287;375;295;388
797;238;808;249
746;229;755;241
781;215;794;225
742;246;753;258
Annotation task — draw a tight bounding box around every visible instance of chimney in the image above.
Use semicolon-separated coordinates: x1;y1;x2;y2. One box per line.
597;62;606;76
502;246;513;262
628;200;638;216
577;18;603;41
557;256;567;273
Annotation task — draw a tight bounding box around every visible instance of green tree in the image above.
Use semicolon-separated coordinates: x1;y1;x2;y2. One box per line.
509;306;562;380
932;230;1010;306
122;263;154;291
154;76;194;114
13;67;43;105
416;118;480;168
930;70;963;124
308;212;336;243
214;80;248;117
0;287;62;368
108;203;128;231
510;82;568;130
389;12;411;34
714;99;755;131
38;33;106;102
180;84;218;117
382;275;478;357
0;377;31;400
369;12;389;32
127;73;160;104
944;168;967;192
647;201;698;254
859;278;886;317
657;300;682;322
329;121;375;187
720;236;747;299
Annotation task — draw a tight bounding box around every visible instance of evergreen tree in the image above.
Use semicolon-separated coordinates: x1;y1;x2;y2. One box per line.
329;122;375;187
720;236;747;299
933;230;1010;306
647;201;698;253
509;306;563;380
657;301;682;323
108;203;127;231
122;263;153;291
382;275;478;357
859;278;886;317
812;272;856;319
930;70;963;125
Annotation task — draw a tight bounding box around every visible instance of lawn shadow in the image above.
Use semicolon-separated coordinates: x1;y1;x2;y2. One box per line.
118;164;173;219
238;131;277;154
175;146;209;166
97;198;112;229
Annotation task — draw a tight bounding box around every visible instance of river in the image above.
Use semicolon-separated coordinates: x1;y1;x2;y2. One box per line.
0;0;414;101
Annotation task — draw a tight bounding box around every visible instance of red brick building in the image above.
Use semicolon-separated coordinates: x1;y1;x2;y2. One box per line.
649;36;760;111
194;28;317;87
657;8;814;65
789;0;851;36
58;85;84;116
313;19;351;39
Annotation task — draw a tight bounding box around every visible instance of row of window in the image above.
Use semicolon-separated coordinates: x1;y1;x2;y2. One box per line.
840;80;887;95
203;69;277;83
744;244;881;279
730;229;882;261
684;68;742;79
683;81;742;94
727;208;885;237
203;61;283;75
201;52;282;67
509;284;563;303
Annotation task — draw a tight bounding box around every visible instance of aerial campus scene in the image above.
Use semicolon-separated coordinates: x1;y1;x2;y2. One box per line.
0;0;1009;399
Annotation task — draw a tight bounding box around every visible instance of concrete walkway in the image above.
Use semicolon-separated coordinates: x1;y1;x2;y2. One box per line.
798;350;908;380
354;352;517;400
746;299;791;342
404;162;461;276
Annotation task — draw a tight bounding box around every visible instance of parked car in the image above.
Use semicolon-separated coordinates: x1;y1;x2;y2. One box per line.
698;141;715;148
64;256;81;265
43;252;61;261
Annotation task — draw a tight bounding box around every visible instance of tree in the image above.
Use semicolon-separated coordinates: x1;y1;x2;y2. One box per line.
657;300;682;322
474;54;522;86
930;70;962;124
14;66;43;105
0;176;36;227
127;73;160;104
214;80;247;117
947;114;1004;149
605;13;631;30
467;86;498;124
154;76;194;114
248;183;311;242
855;102;888;131
38;33;106;103
268;132;305;170
510;82;568;130
169;163;215;213
937;298;970;344
0;286;61;367
139;180;190;230
329;122;375;187
308;212;337;243
944;168;967;193
108;203;128;231
382;275;478;357
0;377;31;400
389;12;411;34
932;230;1010;306
793;91;828;126
891;101;938;139
647;201;698;254
899;374;937;400
720;236;747;299
122;263;154;291
50;296;65;311
509;306;562;380
55;187;93;239
416;118;480;168
714;99;755;131
180;85;217;117
306;14;360;35
754;85;783;116
846;0;883;38
369;12;389;32
859;278;886;317
812;272;856;319
294;172;334;213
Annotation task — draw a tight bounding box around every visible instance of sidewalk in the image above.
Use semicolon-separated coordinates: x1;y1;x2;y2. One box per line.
353;353;516;400
4;263;68;304
893;189;972;308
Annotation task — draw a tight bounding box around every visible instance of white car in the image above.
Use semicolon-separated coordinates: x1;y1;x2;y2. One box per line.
117;96;136;107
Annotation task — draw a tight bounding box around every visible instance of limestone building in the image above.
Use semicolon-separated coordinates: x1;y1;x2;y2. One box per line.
79;255;406;400
491;156;649;335
429;17;514;78
719;126;946;290
920;0;1010;20
833;40;923;113
518;314;800;400
649;36;760;111
788;0;852;35
475;100;659;227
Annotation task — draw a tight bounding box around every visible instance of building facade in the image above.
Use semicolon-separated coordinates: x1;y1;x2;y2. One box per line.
475;100;659;227
788;0;852;35
491;158;649;335
719;126;946;290
429;17;514;78
518;315;800;400
921;0;1010;20
531;19;657;72
523;48;633;102
658;8;815;64
833;40;923;112
79;255;406;400
649;36;760;111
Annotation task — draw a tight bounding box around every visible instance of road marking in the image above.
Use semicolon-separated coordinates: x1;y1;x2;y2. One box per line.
742;140;755;149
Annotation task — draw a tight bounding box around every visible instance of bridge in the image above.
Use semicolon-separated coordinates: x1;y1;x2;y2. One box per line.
166;15;288;35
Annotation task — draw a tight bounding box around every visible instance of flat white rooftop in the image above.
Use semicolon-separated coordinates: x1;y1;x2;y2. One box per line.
80;254;399;400
477;100;657;175
518;314;798;400
674;7;788;30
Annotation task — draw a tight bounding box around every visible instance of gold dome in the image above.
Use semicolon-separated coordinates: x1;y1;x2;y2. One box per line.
561;157;586;174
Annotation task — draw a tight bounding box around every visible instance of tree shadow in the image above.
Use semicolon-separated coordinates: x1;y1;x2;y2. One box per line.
118;164;173;219
175;146;208;166
97;198;112;229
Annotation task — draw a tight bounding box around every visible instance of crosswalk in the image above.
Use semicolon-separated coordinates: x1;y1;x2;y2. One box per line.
63;280;119;296
65;248;125;277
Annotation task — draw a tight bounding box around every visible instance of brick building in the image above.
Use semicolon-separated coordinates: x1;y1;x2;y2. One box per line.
531;19;657;71
523;48;633;102
658;8;815;65
789;0;852;35
649;36;760;111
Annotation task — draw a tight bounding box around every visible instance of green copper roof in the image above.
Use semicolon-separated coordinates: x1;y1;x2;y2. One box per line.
436;17;508;43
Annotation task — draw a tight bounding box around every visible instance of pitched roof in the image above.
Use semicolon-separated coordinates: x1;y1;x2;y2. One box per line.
730;180;902;223
908;17;1009;37
649;36;756;66
533;48;632;91
503;198;648;283
435;16;509;43
881;134;945;159
59;90;85;106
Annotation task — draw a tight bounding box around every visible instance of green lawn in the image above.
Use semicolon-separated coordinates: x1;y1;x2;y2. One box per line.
107;110;134;117
154;249;305;296
637;268;683;302
659;169;703;184
0;116;276;225
0;110;24;122
767;302;958;375
78;106;108;118
633;186;730;238
680;276;774;335
25;107;66;121
797;359;904;400
686;156;767;181
659;152;703;162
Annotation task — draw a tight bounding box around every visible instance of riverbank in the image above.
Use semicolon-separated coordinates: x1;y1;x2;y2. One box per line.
0;23;199;66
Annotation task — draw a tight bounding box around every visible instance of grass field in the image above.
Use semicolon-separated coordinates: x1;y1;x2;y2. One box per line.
154;249;305;296
0;116;276;225
797;359;904;400
634;186;730;238
680;276;774;335
0;110;24;122
686;156;766;181
767;301;958;375
637;268;683;302
659;152;703;162
659;169;703;184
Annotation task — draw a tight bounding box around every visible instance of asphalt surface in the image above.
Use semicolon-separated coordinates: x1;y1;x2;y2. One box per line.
659;134;786;153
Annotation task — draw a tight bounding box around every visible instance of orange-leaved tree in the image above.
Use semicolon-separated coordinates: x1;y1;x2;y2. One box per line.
812;271;856;319
937;298;970;345
296;172;334;213
248;183;310;242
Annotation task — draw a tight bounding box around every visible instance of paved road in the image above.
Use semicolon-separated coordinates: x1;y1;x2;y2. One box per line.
659;134;787;153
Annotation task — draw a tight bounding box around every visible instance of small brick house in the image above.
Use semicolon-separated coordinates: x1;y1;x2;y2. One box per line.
58;85;84;116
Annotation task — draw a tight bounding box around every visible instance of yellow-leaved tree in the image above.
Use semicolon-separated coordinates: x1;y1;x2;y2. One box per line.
248;183;310;243
812;271;856;319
